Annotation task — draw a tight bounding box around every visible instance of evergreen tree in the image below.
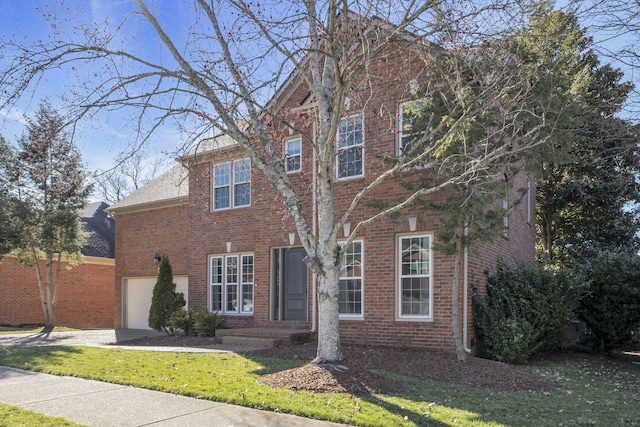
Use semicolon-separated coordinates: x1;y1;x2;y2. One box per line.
526;9;640;263
148;256;186;334
0;102;92;331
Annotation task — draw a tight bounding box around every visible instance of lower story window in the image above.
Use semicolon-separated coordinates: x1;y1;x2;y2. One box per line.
398;234;432;319
339;240;363;317
210;254;254;314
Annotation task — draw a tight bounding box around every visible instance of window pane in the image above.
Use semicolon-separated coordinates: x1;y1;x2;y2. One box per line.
339;241;362;315
337;115;363;179
286;139;302;172
399;235;431;317
242;255;254;283
234;182;251;206
401;236;429;276
234;159;251;183
401;277;430;315
226;256;238;284
241;284;254;313
214;186;230;209
226;284;238;312
214;163;230;186
337;146;363;178
210;284;222;312
211;257;223;284
400;101;429;155
339;279;362;314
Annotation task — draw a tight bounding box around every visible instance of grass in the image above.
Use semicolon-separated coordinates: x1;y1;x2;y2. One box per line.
0;346;638;426
0;402;84;426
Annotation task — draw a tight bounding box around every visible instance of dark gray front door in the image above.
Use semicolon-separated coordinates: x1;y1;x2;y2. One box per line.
283;247;308;321
273;247;308;321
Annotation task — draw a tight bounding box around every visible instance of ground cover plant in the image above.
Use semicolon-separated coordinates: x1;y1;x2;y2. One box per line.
0;344;637;426
0;402;83;426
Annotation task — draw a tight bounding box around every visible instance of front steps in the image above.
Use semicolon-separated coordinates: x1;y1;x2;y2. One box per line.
216;327;315;348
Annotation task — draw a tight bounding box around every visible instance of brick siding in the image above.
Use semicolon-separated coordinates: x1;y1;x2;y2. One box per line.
0;255;115;328
113;43;535;352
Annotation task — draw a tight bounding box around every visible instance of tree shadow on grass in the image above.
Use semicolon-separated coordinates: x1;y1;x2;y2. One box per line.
0;345;82;379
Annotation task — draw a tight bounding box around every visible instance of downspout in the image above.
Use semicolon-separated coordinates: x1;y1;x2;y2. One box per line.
310;123;317;334
463;226;472;353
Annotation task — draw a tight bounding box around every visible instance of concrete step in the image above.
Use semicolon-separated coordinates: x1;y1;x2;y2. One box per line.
220;335;282;348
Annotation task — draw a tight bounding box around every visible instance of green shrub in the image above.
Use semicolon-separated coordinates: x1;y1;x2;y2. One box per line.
473;261;581;363
168;308;195;336
574;251;640;353
193;310;226;337
148;256;186;334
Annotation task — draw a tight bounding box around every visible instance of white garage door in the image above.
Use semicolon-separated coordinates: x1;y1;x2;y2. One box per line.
123;276;189;329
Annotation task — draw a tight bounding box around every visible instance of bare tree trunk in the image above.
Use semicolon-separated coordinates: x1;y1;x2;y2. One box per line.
452;229;467;361
314;264;343;363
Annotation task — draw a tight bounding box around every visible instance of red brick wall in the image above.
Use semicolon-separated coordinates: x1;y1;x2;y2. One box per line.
0;255;115;328
113;43;535;352
112;204;189;328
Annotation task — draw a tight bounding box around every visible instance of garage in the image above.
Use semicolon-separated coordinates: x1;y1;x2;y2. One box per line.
122;276;189;329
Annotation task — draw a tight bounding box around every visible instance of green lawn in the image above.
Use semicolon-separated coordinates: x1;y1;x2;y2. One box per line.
0;403;84;426
0;346;638;426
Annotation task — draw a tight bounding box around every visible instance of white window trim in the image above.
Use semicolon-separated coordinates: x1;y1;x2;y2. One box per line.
338;239;364;320
212;159;251;211
398;100;429;156
526;178;532;224
336;113;365;181
208;253;254;316
397;233;434;322
502;197;509;238
285;137;302;174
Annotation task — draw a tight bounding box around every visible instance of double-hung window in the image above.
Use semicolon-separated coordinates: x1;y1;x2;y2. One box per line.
285;138;302;173
209;254;254;314
213;159;251;210
338;240;363;317
337;114;364;179
399;100;428;157
398;234;432;319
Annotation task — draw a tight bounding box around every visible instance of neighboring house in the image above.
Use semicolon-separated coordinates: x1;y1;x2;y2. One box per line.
108;44;535;352
0;202;116;328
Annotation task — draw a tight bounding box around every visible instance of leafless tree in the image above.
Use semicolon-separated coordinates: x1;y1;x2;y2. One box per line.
95;153;162;204
0;0;555;362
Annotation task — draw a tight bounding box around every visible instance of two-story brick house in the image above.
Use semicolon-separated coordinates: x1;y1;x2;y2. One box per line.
108;41;535;353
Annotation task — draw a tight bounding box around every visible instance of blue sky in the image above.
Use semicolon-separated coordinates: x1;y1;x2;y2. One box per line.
0;0;187;173
0;1;636;177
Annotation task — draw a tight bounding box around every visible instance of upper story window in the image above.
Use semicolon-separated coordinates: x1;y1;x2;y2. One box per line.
501;197;509;237
337;114;364;179
213;158;251;210
285;137;302;173
399;100;428;157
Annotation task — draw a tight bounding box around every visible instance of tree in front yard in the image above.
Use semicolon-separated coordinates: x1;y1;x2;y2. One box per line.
0;101;92;332
1;0;565;362
148;255;186;334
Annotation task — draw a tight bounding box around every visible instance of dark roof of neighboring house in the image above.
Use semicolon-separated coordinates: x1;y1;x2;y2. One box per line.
106;166;189;214
80;201;115;258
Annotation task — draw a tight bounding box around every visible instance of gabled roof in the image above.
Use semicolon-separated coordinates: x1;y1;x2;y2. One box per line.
106;166;189;215
80;201;115;258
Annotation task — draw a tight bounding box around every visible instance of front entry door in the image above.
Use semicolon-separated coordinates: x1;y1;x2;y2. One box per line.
273;247;308;321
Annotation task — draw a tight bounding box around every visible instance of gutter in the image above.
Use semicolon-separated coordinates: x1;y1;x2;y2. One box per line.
463;227;472;353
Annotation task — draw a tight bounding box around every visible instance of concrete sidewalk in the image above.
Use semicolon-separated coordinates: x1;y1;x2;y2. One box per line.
0;330;347;426
0;367;344;426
